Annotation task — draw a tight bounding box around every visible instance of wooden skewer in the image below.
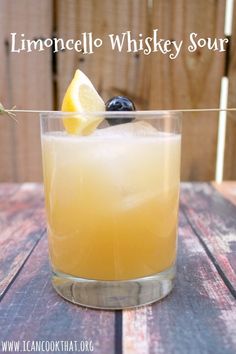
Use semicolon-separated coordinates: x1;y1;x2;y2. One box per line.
3;108;236;113
1;107;236;123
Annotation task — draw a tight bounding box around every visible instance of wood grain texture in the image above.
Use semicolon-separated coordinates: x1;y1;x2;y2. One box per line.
224;1;236;180
0;236;115;354
1;183;236;353
0;0;53;182
0;184;45;299
212;181;236;206
123;209;236;354
0;1;16;182
1;0;235;182
150;0;226;181
56;0;149;108
181;183;236;293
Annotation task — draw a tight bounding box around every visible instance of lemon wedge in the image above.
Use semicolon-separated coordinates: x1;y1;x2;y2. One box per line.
61;69;105;135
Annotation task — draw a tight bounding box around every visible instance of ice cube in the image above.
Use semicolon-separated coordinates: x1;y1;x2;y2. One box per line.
120;190;159;211
93;121;159;137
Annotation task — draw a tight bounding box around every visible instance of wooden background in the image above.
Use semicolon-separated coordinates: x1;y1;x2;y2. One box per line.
0;0;235;182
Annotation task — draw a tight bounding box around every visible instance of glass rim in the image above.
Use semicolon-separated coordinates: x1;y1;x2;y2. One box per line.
40;110;182;119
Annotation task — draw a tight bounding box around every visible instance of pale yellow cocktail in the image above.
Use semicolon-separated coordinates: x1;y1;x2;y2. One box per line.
42;124;181;281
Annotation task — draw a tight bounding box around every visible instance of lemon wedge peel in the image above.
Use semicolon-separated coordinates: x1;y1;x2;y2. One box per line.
61;70;105;135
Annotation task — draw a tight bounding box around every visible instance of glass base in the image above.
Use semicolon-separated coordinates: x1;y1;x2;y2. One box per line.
52;265;175;310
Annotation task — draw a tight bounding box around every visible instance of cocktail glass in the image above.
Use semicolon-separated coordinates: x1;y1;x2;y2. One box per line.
40;111;181;309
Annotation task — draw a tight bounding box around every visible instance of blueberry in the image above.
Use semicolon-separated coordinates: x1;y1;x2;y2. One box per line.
105;96;135;125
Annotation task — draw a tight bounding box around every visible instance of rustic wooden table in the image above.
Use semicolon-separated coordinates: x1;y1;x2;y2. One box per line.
0;182;236;354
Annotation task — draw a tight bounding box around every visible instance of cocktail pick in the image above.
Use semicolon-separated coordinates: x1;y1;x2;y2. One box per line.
1;103;236;119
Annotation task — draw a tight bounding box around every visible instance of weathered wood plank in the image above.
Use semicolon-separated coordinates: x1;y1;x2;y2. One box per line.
181;183;236;292
150;0;226;181
0;184;45;299
123;209;236;354
0;235;116;354
0;0;53;182
1;182;236;353
224;1;236;180
212;181;236;206
56;0;149;108
0;1;16;182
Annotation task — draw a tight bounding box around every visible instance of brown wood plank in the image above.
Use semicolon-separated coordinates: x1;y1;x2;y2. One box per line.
224;1;236;180
181;182;236;292
56;0;149;108
0;0;53;182
0;235;116;354
1;182;236;352
0;184;45;298
150;0;226;181
0;1;16;182
212;181;236;206
123;208;236;354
